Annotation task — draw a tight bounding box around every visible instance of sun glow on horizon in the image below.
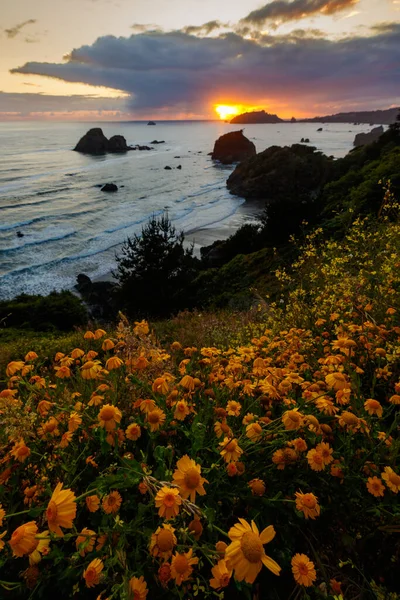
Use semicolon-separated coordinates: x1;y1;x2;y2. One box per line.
214;104;241;120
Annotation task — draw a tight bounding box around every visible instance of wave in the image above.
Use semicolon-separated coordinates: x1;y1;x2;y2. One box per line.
0;231;77;254
0;207;100;232
36;186;72;196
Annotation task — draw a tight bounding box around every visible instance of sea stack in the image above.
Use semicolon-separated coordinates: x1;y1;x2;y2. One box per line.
74;128;109;155
211;130;256;165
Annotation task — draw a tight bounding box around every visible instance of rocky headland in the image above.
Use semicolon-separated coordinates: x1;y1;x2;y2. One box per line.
230;110;284;124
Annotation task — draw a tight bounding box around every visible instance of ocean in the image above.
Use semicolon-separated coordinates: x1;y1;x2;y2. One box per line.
0;120;377;300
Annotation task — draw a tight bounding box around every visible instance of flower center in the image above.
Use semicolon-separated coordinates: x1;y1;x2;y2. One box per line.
174;554;189;574
163;493;176;507
298;563;309;575
46;501;58;523
220;574;230;587
184;467;201;489
389;472;400;485
157;529;174;551
101;407;115;421
148;412;160;424
303;495;316;508
240;532;263;563
85;567;96;583
225;441;236;453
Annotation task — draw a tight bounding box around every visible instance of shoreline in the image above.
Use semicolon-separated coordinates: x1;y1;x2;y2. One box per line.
92;197;264;284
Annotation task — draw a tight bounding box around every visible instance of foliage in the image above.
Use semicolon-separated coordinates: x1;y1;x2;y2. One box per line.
1;213;400;599
114;214;199;318
0;291;87;332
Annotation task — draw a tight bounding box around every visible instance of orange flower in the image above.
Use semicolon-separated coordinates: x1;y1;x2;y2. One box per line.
307;449;325;472
10;439;31;463
9;521;38;557
291;553;316;587
152;377;170;394
6;361;25;377
382;467;400;493
295;492;320;519
105;356;124;370
226;400;242;416
290;438;308;452
389;394;400;405
180;375;195;391
68;412;82;432
366;477;385;497
219;438;243;463
174;400;190;421
54;365;71;378
325;372;348;391
225;519;281;583
246;422;263;442
155;487;182;519
25;351;38;361
76;528;96;556
188;516;203;540
59;431;73;448
86;495;101;513
126;423;141;440
81;360;102;380
146;408;166;432
315;442;333;466
172;455;208;502
102;338;115;351
102;491;122;514
149;524;177;559
71;348;85;359
0;504;5;526
249;479;266;496
171;549;199;585
98;404;122;431
46;483;77;536
129;575;148;600
83;558;103;588
210;559;233;590
139;398;156;413
282;409;303;431
94;328;106;339
364;399;383;417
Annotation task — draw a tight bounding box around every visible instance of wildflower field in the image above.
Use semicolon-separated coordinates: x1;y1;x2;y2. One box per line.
1;215;400;599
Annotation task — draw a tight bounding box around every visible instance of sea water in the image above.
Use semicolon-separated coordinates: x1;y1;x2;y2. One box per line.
0;120;378;299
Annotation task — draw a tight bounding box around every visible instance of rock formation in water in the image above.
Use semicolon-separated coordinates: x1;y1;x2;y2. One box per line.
74;128;110;155
108;135;130;153
227;144;332;201
211;130;256;165
101;183;118;192
353;126;384;147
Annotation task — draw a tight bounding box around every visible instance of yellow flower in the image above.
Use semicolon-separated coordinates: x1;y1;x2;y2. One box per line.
94;328;107;339
102;491;122;514
225;519;281;583
291;553;317;587
6;361;25;377
149;524;177;559
155;487;182;519
54;365;71;378
84;330;95;340
86;495;101;513
133;320;149;336
282;409;303;431
10;439;31;463
24;351;38;361
171;549;199;585
71;348;85;359
219;438;243;463
382;467;400;493
366;477;385;497
295;492;320;519
126;423;141;441
315;442;333;466
9;521;38;557
29;530;50;565
246;422;263;441
76;528;96;556
146;408;166;432
81;360;102;380
83;558;103;588
364;399;383;417
46;483;77;536
172;455;208;502
307;449;325;472
174;400;190;421
226;400;242;416
325;372;348;391
68;412;82;432
129;575;148;600
102;338;115;351
210;559;232;590
98;404;122;431
105;356;124;370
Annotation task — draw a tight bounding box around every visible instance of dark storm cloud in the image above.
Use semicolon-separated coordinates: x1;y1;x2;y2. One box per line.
242;0;359;26
9;24;400;114
5;19;37;39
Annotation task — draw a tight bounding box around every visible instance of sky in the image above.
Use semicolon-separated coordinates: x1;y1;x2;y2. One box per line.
1;0;399;120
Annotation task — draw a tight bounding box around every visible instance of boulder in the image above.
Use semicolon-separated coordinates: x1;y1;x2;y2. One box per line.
151;140;165;144
353;126;384;147
74;128;109;155
164;166;172;170
101;183;118;192
147;121;156;125
177;165;182;170
211;130;256;165
317;128;323;132
108;135;130;153
227;144;332;201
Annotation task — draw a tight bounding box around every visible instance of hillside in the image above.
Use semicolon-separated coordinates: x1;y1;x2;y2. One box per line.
230;110;284;124
300;107;399;124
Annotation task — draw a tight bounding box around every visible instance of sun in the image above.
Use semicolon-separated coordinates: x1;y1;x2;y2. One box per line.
215;105;241;121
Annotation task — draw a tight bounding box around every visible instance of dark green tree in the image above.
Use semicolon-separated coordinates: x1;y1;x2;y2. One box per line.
114;214;199;318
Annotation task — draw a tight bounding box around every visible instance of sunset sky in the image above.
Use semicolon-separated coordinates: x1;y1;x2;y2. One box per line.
1;0;399;120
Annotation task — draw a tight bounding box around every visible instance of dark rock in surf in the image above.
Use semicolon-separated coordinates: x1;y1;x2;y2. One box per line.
108;135;130;153
177;165;182;169
164;166;172;170
151;140;165;144
211;130;256;165
74;128;109;155
147;121;156;126
101;183;118;192
16;231;24;238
